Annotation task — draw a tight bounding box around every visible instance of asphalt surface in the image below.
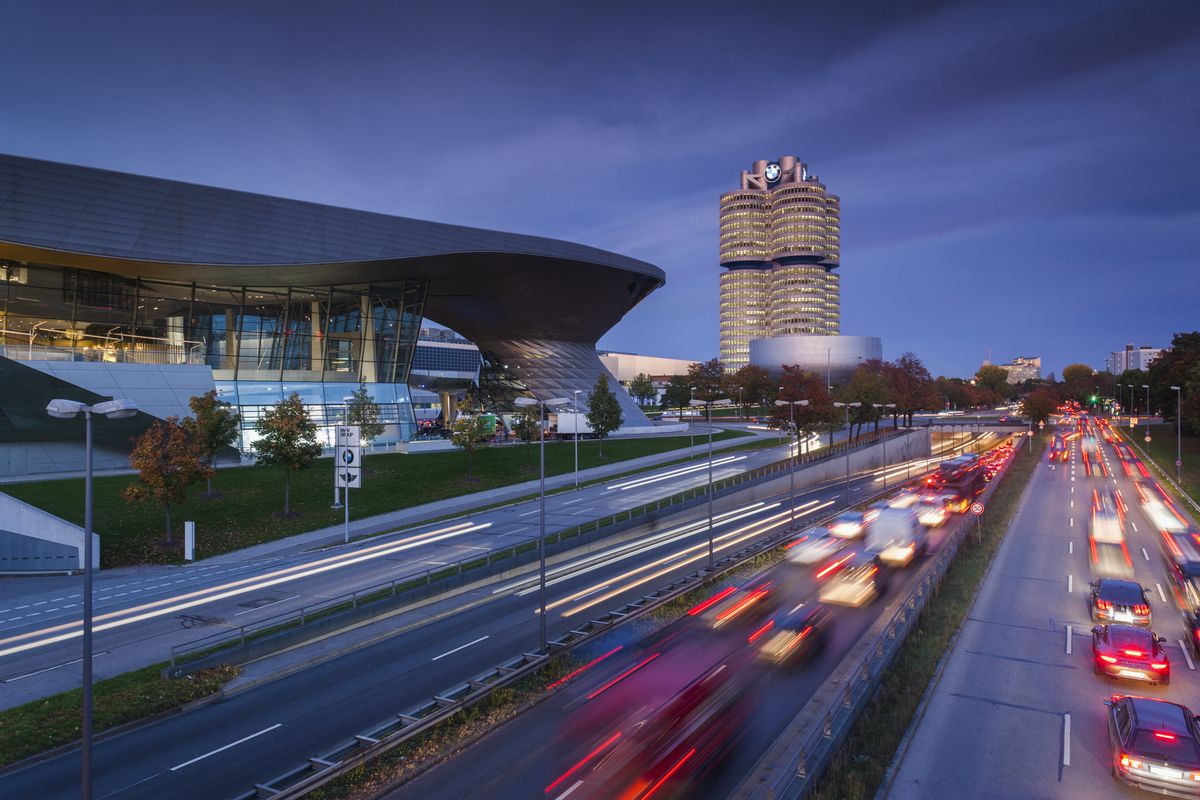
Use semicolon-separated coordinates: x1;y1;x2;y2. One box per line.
378;441;1006;800
0;426;798;708
1;433;976;800
885;420;1200;799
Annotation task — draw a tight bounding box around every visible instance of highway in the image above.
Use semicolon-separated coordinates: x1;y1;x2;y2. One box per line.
0;425;796;708
0;432;987;800
885;419;1200;799
371;439;1010;800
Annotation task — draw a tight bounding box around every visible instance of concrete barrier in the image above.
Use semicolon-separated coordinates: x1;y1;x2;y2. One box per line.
0;490;98;571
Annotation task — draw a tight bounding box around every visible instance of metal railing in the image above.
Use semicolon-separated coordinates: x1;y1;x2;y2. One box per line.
168;429;919;673
731;437;1022;799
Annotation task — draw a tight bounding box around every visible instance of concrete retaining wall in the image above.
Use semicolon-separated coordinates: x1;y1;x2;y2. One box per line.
0;490;98;571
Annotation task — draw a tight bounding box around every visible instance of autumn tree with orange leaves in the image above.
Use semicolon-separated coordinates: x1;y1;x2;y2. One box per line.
123;417;212;544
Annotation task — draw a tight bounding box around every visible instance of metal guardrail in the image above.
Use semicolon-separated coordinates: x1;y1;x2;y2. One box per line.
232;474;905;800
168;429;916;672
733;436;1023;799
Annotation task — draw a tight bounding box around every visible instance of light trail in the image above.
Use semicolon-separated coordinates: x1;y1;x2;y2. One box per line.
605;455;745;491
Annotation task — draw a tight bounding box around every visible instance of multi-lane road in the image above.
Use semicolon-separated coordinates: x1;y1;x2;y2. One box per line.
0;429;994;800
885;420;1199;798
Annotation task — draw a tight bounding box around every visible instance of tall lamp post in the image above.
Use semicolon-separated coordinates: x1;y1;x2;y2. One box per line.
1172;385;1182;483
690;397;730;570
1143;384;1151;444
775;396;809;529
514;395;570;651
833;402;862;508
572;389;582;489
46;397;139;800
873;403;896;488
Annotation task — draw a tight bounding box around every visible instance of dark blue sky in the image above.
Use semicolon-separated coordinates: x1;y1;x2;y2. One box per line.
2;1;1197;377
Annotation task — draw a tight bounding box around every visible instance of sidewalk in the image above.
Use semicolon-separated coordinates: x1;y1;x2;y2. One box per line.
199;424;779;564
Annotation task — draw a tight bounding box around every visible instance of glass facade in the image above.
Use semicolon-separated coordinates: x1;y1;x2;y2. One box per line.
0;261;426;446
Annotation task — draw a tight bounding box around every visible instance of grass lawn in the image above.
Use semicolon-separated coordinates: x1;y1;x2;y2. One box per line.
811;435;1042;799
1119;425;1200;507
0;662;238;769
2;430;749;567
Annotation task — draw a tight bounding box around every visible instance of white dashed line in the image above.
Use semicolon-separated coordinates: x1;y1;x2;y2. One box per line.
1143;548;1150;561
1070;518;1074;527
1180;641;1196;671
432;635;490;661
1068;574;1073;593
1131;522;1138;533
1065;625;1073;654
169;723;282;771
1156;583;1167;603
1063;714;1072;766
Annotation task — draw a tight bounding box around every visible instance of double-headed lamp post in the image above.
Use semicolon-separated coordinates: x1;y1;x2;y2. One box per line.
873;403;897;488
572;389;582;489
1143;384;1152;443
833;402;862;508
514;395;569;651
774;396;809;529
46;397;139;800
1172;385;1182;483
690;397;730;570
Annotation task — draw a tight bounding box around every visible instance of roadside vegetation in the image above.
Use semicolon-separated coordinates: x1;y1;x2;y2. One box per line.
2;429;749;567
811;434;1042;800
0;662;239;769
1120;426;1200;509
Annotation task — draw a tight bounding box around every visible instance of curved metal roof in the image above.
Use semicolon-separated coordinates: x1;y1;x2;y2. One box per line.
0;153;664;342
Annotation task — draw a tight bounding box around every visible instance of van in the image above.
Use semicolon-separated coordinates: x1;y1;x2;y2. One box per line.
865;507;926;567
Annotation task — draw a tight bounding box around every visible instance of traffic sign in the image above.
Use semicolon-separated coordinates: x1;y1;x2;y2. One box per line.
1145;435;1152;443
336;425;361;447
1130;417;1138;427
335;425;362;488
970;502;985;516
336;466;361;489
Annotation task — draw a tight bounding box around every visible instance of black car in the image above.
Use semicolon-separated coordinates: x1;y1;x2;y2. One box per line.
1161;534;1200;653
1091;578;1152;627
755;602;834;665
1106;695;1200;796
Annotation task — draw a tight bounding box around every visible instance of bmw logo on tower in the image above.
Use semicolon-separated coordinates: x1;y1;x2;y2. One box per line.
763;162;782;183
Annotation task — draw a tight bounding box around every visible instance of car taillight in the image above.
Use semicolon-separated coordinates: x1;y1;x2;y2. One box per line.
1134;604;1150;615
1123;649;1143;657
1152;662;1169;670
1096;599;1112;611
1099;654;1118;663
1121;754;1144;769
1155;731;1177;741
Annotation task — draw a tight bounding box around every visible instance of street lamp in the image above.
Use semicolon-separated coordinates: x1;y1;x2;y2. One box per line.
572;389;582;489
46;397;138;800
689;386;696;457
873;403;896;488
833;402;862;508
691;397;730;570
1172;385;1182;483
1143;384;1151;443
775;397;810;529
514;395;570;651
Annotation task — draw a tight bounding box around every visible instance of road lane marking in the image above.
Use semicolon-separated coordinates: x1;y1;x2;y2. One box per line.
1063;714;1071;766
233;595;301;616
1068;541;1073;554
1071;486;1074;493
1070;500;1073;508
518;509;540;517
1143;548;1150;561
1180;641;1196;671
562;498;585;505
1156;583;1167;603
1068;574;1073;593
2;652;108;682
169;723;282;771
1065;625;1072;654
1070;518;1074;527
432;635;490;661
1131;522;1138;533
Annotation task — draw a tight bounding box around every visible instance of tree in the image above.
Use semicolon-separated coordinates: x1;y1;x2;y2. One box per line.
686;358;725;402
184;390;240;498
345;381;385;448
450;407;492;481
586;373;624;457
1021;387;1060;426
627;373;657;407
124;417;211;545
1148;333;1200;432
838;363;891;439
975;364;1011;399
726;364;773;419
889;352;939;426
659;376;692;412
1061;363;1095;384
1061;363;1102;406
253;392;323;516
512;405;542;470
772;366;838;448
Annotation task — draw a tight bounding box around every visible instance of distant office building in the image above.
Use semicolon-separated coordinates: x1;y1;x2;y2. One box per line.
718;156;841;370
1108;344;1166;374
749;335;882;386
997;356;1041;384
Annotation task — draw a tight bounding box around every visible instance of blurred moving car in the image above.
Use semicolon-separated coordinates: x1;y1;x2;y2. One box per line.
1159;532;1200;653
785;528;847;566
689;578;777;629
1106;695;1200;796
916;494;951;528
1049;434;1068;462
865;506;926;567
1090;579;1152;627
755;602;834;665
887;491;920;510
1090;490;1133;579
1138;480;1190;534
818;552;889;607
829;512;865;539
1092;624;1171;685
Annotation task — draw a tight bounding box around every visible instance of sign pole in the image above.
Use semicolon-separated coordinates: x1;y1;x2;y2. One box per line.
345;475;350;544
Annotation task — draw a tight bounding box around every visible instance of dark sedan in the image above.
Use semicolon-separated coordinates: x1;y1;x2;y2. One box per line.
1093;624;1170;685
1091;578;1152;627
1106;695;1200;796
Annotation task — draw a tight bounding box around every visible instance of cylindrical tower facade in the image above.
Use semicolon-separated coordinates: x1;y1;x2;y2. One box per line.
718;157;841;370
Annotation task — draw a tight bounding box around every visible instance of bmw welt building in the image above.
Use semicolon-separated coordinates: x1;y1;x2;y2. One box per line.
0;154;664;477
